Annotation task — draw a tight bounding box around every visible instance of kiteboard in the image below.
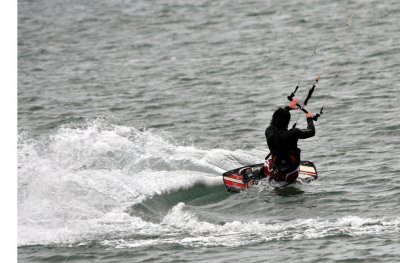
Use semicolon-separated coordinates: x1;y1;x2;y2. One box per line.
222;161;317;193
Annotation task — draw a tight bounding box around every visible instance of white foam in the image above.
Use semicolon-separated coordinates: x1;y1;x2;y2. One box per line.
18;120;246;246
99;202;400;249
162;203;400;247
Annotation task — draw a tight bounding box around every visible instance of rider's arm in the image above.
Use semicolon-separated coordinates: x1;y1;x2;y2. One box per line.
295;117;315;139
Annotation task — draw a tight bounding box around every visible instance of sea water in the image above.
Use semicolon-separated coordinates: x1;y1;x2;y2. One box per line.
18;0;400;262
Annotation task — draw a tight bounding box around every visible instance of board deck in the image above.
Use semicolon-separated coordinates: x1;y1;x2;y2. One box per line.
222;161;317;192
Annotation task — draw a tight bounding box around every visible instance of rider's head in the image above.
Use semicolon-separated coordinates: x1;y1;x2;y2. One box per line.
271;107;290;129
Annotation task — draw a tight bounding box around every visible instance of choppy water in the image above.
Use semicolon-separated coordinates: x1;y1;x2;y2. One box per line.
18;0;400;262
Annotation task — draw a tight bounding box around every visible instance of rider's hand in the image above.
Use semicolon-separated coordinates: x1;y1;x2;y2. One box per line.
288;99;299;110
306;111;314;118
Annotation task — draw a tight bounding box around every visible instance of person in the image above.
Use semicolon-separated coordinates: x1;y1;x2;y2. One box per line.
263;99;315;183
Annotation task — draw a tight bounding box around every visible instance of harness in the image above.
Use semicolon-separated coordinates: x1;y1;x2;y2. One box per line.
270;149;300;174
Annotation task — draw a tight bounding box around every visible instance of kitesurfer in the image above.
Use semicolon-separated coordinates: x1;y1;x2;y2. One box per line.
263;99;315;183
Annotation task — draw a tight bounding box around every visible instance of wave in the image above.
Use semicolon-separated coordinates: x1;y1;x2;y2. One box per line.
17;119;264;246
96;203;400;249
31;202;397;249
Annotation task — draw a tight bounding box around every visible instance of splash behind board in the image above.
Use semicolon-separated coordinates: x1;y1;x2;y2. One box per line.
222;161;317;193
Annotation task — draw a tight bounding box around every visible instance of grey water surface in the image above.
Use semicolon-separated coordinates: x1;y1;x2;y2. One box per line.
18;0;400;262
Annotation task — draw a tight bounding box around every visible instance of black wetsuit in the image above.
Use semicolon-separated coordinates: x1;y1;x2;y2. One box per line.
265;110;315;173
